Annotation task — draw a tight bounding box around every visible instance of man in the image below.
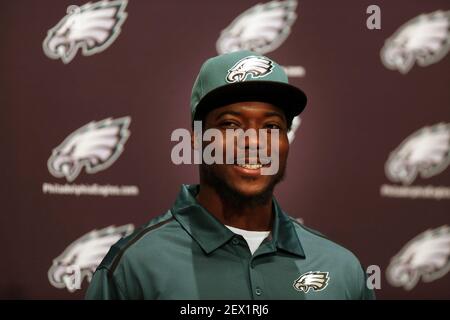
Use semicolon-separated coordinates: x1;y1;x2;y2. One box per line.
86;50;375;300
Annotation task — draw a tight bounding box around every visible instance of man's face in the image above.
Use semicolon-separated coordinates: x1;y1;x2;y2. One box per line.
199;101;289;201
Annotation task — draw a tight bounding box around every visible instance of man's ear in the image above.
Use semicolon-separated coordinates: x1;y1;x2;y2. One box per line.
192;119;205;150
191;130;201;150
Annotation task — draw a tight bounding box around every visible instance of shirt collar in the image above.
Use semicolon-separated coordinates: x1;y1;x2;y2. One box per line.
271;197;305;257
171;184;305;258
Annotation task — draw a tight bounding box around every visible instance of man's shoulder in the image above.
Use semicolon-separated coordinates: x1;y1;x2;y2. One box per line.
288;216;374;299
97;210;180;274
289;217;362;267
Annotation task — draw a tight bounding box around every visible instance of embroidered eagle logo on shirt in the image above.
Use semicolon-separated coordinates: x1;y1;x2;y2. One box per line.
226;56;274;83
293;271;330;293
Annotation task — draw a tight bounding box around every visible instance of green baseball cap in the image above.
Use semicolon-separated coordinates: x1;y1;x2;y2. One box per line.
190;50;307;124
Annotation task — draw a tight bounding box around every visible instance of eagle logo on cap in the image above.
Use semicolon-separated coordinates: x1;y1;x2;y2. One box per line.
293;271;330;293
380;10;450;74
226;56;274;83
42;0;128;64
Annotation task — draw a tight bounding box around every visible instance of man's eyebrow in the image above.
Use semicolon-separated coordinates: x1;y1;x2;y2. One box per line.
215;110;241;120
263;111;285;120
214;110;285;121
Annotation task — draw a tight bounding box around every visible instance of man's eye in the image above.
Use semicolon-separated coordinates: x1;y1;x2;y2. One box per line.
265;123;282;130
220;121;240;128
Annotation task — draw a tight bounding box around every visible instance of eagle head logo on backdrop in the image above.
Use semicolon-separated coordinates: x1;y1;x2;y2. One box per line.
48;224;134;292
43;0;128;64
381;10;450;74
47;117;131;182
216;0;297;55
386;225;450;290
385;123;450;185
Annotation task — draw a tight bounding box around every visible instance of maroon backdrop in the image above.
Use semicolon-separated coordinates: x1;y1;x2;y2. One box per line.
1;0;449;299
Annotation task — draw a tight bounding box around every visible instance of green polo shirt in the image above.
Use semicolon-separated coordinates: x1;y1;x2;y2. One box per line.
86;184;375;300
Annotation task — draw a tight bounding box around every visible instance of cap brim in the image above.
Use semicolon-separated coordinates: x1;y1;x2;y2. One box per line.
194;81;307;122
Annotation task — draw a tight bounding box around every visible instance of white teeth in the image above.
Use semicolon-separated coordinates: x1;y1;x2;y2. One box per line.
237;163;263;170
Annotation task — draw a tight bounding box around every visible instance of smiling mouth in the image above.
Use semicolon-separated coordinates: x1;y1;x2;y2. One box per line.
236;163;264;170
234;158;271;170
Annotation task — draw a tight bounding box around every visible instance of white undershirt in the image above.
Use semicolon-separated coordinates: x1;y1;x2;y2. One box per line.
226;225;271;255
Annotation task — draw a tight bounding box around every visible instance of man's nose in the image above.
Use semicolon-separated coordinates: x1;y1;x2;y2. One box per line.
235;129;269;152
246;131;259;150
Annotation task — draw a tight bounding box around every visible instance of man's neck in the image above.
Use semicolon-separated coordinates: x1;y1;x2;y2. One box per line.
196;183;273;231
